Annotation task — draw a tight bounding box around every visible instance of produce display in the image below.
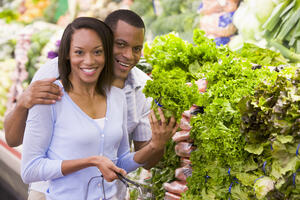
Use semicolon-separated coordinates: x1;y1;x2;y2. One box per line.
143;28;299;199
0;59;16;130
232;0;300;62
131;0;200;41
198;0;240;46
0;1;299;200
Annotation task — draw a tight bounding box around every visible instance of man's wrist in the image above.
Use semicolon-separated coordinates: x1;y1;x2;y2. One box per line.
15;99;30;112
149;140;165;152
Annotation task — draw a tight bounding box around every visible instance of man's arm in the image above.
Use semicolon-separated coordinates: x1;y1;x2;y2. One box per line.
4;78;62;147
133;108;178;169
134;140;164;170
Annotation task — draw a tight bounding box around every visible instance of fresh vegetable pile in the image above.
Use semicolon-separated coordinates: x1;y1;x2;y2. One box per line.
238;68;300;199
25;29;54;84
143;30;217;199
264;0;300;62
183;38;279;200
131;0;200;41
143;28;299;199
232;0;300;63
0;59;16;130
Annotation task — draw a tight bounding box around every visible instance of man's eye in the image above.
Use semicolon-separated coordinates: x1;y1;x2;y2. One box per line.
133;47;142;53
117;42;125;47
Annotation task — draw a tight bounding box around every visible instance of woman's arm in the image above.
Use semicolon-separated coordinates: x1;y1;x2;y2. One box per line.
21;103;62;184
21;103;125;184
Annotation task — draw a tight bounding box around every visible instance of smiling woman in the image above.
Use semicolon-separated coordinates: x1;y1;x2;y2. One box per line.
58;17;114;96
69;28;105;84
21;17;145;200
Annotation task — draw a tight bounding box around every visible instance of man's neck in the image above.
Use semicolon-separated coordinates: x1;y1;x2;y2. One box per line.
112;78;126;89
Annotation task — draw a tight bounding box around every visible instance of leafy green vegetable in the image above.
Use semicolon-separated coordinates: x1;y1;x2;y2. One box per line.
143;28;299;199
235;43;287;66
143;73;200;122
239;68;300;198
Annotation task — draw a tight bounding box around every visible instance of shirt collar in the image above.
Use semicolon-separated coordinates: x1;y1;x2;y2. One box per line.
124;67;142;91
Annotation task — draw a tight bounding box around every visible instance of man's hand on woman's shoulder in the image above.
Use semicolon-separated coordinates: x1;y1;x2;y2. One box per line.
18;77;63;109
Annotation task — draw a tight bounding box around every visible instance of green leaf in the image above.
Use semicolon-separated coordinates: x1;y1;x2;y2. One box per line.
245;144;264;155
276;135;294;143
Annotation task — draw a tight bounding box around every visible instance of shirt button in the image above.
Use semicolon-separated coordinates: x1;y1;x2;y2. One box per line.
102;134;104;137
98;183;101;187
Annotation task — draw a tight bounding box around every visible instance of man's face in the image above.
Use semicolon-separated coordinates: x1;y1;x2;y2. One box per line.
113;20;144;81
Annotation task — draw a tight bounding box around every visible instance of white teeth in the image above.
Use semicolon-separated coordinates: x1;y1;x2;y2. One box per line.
119;61;130;67
82;68;96;73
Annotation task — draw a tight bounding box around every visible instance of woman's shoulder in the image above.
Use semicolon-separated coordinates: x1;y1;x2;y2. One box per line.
53;79;63;89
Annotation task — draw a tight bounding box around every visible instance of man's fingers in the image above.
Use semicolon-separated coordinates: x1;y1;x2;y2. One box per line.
36;91;61;101
171;123;180;136
34;98;56;105
157;108;166;125
167;116;176;127
38;77;57;83
150;110;158;124
34;84;62;96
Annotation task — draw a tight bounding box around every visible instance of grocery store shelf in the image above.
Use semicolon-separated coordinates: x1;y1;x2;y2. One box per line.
0;130;28;200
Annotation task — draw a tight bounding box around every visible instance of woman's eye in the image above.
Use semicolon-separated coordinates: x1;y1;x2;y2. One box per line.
75;50;83;55
95;49;103;55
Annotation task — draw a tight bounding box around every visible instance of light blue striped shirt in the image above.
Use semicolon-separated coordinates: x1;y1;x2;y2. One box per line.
21;81;143;200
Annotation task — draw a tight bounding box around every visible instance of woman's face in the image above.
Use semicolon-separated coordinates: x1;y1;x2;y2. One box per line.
69;28;105;86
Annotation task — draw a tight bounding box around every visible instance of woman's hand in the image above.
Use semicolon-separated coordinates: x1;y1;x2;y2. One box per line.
61;156;126;182
91;156;127;182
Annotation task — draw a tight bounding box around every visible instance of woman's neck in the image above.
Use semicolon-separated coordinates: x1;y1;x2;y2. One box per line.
68;76;98;97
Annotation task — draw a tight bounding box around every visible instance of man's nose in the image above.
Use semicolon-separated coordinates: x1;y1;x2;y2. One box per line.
123;48;134;60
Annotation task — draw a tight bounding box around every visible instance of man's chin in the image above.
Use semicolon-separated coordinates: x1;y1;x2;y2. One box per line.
114;74;127;81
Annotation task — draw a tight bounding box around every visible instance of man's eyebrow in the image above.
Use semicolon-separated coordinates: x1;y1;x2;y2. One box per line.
115;39;127;43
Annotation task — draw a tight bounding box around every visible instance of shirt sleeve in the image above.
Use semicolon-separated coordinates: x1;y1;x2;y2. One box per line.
31;57;59;83
21;103;63;184
116;96;144;172
132;94;152;142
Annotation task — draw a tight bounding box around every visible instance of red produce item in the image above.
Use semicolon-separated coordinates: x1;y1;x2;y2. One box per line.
172;130;190;142
163;181;188;195
175;166;193;182
195;79;207;93
164;192;181;200
186;79;207;94
180;157;192;167
182;105;200;118
179;116;191;130
175;142;194;157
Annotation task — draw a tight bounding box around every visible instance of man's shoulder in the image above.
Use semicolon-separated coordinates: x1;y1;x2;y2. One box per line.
32;57;59;82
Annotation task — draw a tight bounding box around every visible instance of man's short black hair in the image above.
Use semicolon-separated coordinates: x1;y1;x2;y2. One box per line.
104;9;145;32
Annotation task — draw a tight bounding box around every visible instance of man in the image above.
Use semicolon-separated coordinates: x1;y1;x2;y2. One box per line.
4;9;177;200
